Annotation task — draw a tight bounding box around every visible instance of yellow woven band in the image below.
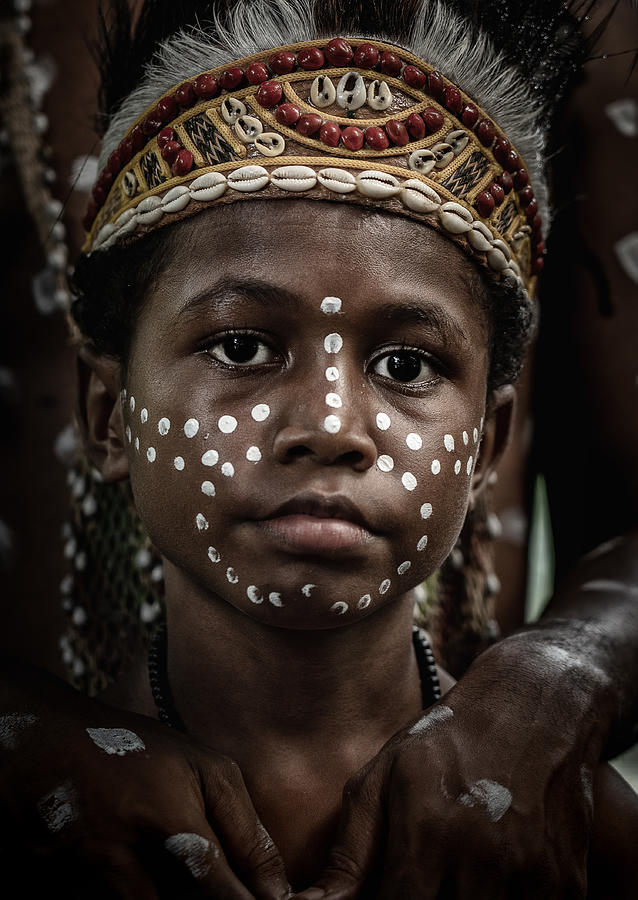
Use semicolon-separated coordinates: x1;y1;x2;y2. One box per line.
83;38;544;298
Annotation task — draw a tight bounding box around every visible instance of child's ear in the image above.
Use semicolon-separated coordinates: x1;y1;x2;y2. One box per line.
76;346;129;482
470;384;515;501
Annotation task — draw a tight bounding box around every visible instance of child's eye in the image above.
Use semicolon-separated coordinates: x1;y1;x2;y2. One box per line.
371;350;438;384
207;334;275;367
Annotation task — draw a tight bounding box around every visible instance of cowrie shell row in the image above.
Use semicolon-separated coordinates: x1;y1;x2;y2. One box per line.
161;185;191;213
356;169;400;199
310;75;337;108
271;165;317;191
467;221;493;252
317;167;357;193
227;165;270;192
439;201;473;234
401;179;441;213
137;195;163;225
189;171;228;201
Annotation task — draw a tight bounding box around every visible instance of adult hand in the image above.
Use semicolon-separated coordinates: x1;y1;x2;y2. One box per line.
295;635;605;899
0;658;290;899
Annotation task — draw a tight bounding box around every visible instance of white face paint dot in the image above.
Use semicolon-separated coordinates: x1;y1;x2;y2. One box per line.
376;412;391;431
247;585;264;604
218;415;237;434
201;450;219;466
147;447;156;462
473;427;479;443
174;456;185;471
320;296;342;314
196;513;208;531
201;480;216;497
301;584;316;597
325;366;340;382
221;462;235;477
402;472;417;491
226;567;238;584
86;727;145;756
246;446;262;462
129;396;135;412
158;417;171;436
325;392;342;408
431;459;441;475
417;535;428;552
331;601;348;615
207;546;220;563
377;454;394;473
397;560;411;575
358;594;372;610
454;459;461;475
420;502;433;519
467;455;473;475
125;425;132;443
463;431;469;445
324;333;343;354
269;592;283;607
251;404;270;422
134;437;140;452
140;408;148;423
184;418;199;438
379;579;391;595
444;434;455;452
406;433;422;451
323;414;341;434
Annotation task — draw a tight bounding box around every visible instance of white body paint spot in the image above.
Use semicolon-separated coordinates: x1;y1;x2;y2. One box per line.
320;296;342;314
402;472;417;491
184;418;200;438
165;833;213;880
454;460;461;475
134;437;140;452
408;704;453;735
174;456;185;471
246;446;262;462
420;503;433;519
324;333;343;354
377;455;394;472
358;594;372;609
325;366;340;382
218;415;238;434
202;450;219;466
140;408;148;424
379;579;391;594
605;98;638;137
467;456;473;475
226;567;238;584
251;404;270;421
147;447;156;462
221;462;235;477
37;781;78;833
158;417;171;435
196;513;209;531
615;232;638;284
324;414;342;433
398;561;411;575
376;412;391;430
406;433;422;451
302;584;316;597
431;460;441;475
458;779;512;823
444;434;455;452
86;727;145;756
247;585;264;604
0;712;37;750
269;592;283;607
473;427;479;443
129;396;135;412
463;431;469;445
325;392;342;408
331;601;348;615
125;425;132;443
201;481;216;497
417;535;428;552
207;546;220;563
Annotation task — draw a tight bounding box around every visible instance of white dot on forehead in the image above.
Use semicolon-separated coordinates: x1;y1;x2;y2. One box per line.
251;404;270;422
158;417;170;436
376;413;391;431
196;513;209;531
201;481;216;496
397;561;411;575
202;450;219;466
325;367;339;382
444;434;455;452
420;503;432;519
324;333;343;354
463;431;469;445
379;579;391;595
221;462;235;477
406;433;422;451
140;408;148;423
246;446;262;462
454;460;461;475
218;415;237;434
417;535;428;552
323;415;341;434
402;472;417;491
174;456;185;471
467;456;473;475
431;459;441;475
377;454;394;472
320;296;342;314
207;546;220;563
325;393;342;408
184;418;199;438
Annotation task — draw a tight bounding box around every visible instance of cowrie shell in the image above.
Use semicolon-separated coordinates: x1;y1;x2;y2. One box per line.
467;221;493;251
113;207;137;235
235;114;263;143
401;179;441;213
137;195;163;225
491;238;511;261
487;246;509;271
310;75;336;108
94;223;116;249
439;201;473;234
122;171;137;197
356;169;400;199
446;129;469;155
254;132;286;157
189;171;228;201
367;80;392;111
271;165;317;192
317;167;357;194
431;142;455;169
221;96;247;124
160;185;191;213
336;72;366;111
408;149;436;175
227;165;270;192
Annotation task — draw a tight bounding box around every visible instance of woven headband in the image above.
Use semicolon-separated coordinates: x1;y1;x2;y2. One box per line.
83;38;545;299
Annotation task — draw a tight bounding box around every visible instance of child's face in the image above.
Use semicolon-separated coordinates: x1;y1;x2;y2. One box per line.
120;201;492;627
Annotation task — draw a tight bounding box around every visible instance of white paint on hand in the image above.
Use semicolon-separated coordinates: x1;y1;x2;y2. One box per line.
324;333;343;354
397;561;411;575
246;446;262;462
377;454;394;472
325;392;342;408
184;418;200;438
164;833;213;879
325;366;339;382
458;779;512;823
86;727;145;756
221;462;235;477
402;472;417;491
408;704;453;736
174;456;185;471
201;481;216;497
431;459;441;475
0;712;37;750
202;450;219;466
324;415;342;433
218;415;238;434
247;585;264;604
376;412;391;431
302;584;316;597
37;781;78;833
321;296;342;314
331;601;348;615
444;434;455;452
158;417;171;435
196;513;209;531
251;404;270;421
417;535;428;552
207;547;220;563
406;433;422;451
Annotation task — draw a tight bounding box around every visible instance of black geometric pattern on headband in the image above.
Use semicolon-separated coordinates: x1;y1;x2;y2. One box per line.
140;151;167;190
440;151;489;198
496;198;518;235
183;114;239;166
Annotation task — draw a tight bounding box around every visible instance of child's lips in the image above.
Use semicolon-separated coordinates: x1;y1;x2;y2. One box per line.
257;513;374;554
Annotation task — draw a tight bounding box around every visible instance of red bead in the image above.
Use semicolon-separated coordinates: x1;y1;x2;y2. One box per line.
461;103;479;127
107;150;121;175
386;119;409;146
220;67;244;91
532;257;544;275
175;82;197;107
325;38;354;66
142;111;163;137
427;70;445;100
406;112;426;140
476;190;495;218
92;184;106;205
518;186;534;207
269;50;296;74
536;242;545;256
513;168;528;190
341;125;364;151
161;140;182;164
193;74;219;100
297;47;325;70
97;170;113;193
503;148;520;173
353;43;379;68
130;124;146;151
422;106;444;134
275;102;301;126
172;148;193;176
525;199;538;219
443;85;463;115
532;214;542;234
495;172;514;194
492;138;511;165
157;127;176;150
475;119;495;147
256;80;283;108
157;96;177;123
296;113;323;136
320;121;341;147
246;62;270;84
489;183;505;206
403;65;427;89
380;51;402;77
118;137;133;164
364;125;390;150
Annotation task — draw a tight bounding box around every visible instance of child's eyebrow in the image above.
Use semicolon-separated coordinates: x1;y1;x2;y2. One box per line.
170;278;299;326
376;302;470;349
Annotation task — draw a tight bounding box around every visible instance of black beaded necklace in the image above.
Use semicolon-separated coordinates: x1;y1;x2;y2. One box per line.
149;621;441;732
